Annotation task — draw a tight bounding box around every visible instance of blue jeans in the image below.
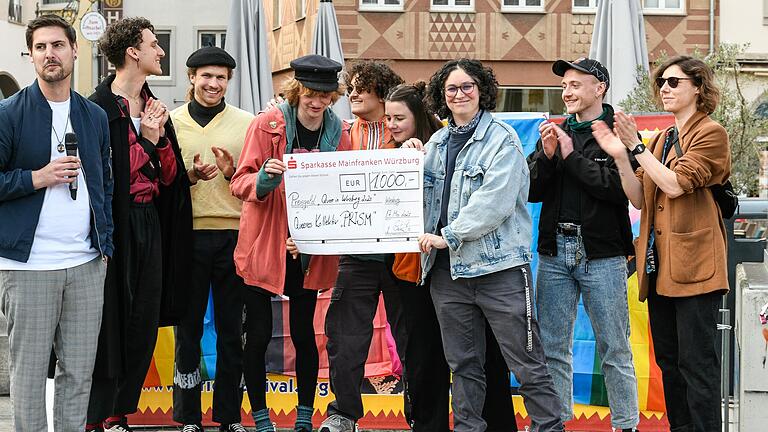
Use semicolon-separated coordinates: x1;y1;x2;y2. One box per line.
536;233;639;429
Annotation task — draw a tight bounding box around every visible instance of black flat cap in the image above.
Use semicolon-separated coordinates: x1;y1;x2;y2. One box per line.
290;54;342;92
186;46;236;69
553;57;610;90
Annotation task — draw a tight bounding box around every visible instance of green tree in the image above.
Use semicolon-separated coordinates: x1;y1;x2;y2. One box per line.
620;44;768;196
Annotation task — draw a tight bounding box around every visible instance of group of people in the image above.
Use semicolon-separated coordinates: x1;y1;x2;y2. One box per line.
0;12;730;432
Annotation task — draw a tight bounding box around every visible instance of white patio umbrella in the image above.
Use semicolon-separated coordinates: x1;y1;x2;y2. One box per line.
589;0;649;108
312;0;353;120
225;0;274;113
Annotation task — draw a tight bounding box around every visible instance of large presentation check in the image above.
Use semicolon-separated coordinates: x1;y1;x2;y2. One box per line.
283;148;424;254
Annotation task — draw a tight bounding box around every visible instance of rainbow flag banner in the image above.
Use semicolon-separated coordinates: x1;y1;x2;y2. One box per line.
132;113;676;431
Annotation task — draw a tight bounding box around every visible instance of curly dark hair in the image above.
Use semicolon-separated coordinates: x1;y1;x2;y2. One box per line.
346;61;404;99
652;55;720;115
99;17;154;69
26;14;76;50
385;82;443;144
425;59;498;120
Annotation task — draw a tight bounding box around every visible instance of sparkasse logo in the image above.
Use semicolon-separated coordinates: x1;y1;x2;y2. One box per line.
287;158;297;169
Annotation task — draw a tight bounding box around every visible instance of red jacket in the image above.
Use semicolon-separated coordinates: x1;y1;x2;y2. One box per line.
231;106;351;294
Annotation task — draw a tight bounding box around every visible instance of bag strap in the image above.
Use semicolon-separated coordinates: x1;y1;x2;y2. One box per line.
671;127;682;158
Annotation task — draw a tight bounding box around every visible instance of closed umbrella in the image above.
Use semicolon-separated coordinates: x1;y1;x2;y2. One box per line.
589;0;649;108
312;0;352;120
225;0;274;113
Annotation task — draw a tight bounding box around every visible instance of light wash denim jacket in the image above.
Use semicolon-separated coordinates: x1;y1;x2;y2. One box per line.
421;111;533;281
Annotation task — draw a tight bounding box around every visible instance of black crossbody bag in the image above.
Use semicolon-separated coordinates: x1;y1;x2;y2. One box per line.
669;127;738;219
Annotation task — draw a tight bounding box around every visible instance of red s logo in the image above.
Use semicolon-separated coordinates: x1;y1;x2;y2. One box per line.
287;158;297;169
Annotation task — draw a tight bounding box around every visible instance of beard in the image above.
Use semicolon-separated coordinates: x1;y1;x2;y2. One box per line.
38;62;72;83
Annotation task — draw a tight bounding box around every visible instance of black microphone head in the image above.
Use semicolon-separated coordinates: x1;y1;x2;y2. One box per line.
64;132;77;156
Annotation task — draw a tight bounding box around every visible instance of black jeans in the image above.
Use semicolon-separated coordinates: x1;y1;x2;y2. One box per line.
325;257;407;421
398;279;517;432
173;230;244;425
648;278;722;432
88;203;163;423
242;253;319;410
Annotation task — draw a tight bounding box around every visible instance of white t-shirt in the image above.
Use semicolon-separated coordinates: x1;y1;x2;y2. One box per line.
0;99;99;270
131;116;141;135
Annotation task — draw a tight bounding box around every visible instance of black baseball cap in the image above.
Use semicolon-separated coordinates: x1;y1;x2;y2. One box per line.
290;54;343;92
552;57;610;90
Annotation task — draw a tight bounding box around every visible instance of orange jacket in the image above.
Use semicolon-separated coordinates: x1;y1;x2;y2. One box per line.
393;253;421;284
231;106;351;294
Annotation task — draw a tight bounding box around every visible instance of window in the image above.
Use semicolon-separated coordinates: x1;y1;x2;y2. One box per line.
296;0;306;18
8;0;22;24
642;0;684;14
360;0;404;12
198;30;226;49
572;0;598;13
431;0;473;13
273;0;282;29
500;0;544;12
495;87;566;116
148;29;174;84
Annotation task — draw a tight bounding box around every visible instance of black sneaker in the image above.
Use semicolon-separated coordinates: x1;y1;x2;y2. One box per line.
220;424;249;432
182;425;204;432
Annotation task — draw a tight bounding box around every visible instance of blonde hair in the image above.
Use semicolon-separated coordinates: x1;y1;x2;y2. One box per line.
281;78;346;106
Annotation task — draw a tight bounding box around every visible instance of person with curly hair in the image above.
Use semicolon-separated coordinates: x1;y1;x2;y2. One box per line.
386;82;519;432
85;17;193;432
231;54;351;432
319;61;408;432
410;59;564;432
592;55;730;432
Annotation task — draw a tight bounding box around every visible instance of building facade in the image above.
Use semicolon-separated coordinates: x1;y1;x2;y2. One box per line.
266;0;720;114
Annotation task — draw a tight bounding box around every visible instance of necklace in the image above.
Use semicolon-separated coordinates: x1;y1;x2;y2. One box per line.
295;120;323;153
112;81;143;105
53;105;71;153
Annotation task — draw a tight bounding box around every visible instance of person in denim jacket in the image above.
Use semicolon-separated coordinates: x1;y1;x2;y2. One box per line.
410;59;564;432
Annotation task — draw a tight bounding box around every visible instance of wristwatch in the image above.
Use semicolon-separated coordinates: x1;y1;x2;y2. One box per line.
630;143;646;156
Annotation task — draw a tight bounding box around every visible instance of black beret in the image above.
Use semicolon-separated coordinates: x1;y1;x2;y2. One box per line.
290;54;342;92
186;46;236;69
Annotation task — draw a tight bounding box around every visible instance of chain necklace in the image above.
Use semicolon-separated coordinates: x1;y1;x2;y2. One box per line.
53;105;71;153
295;120;323;153
112;81;143;107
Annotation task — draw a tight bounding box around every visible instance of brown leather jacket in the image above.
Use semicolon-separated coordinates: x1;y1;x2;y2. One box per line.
635;110;731;301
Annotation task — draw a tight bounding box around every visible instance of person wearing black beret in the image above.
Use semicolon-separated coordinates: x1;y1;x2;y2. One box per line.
169;45;254;432
230;53;351;432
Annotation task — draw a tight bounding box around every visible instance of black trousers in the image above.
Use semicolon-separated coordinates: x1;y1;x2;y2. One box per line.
398;279;517;432
88;203;163;423
648;278;722;432
325;257;407;421
173;230;244;425
242;253;319;410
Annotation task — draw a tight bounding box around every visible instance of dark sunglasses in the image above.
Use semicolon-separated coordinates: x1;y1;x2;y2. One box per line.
655;76;692;89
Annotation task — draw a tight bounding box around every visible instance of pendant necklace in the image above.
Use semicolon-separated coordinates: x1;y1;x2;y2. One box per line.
54;106;72;153
295;120;323;153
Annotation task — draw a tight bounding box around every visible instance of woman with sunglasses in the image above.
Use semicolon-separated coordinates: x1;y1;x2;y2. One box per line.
386;82;518;432
592;56;730;431
412;59;564;432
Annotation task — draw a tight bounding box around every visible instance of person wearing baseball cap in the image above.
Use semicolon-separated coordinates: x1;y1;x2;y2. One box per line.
230;53;351;432
527;57;641;432
169;45;254;432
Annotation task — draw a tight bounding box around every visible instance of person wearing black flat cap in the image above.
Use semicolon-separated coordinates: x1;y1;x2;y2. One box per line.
527;57;641;432
169;46;254;432
229;53;351;432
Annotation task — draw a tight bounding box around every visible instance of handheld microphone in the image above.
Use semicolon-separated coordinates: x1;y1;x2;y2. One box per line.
64;132;78;200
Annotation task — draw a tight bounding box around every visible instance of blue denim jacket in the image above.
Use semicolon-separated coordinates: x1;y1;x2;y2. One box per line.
421;111;532;280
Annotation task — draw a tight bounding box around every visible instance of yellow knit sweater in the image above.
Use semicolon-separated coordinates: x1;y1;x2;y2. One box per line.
171;103;254;230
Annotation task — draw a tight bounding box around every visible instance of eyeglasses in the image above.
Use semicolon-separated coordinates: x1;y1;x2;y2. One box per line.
655;76;692;89
444;82;476;97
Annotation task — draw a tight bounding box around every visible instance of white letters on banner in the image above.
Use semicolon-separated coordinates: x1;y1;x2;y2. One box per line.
283;148;424;254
